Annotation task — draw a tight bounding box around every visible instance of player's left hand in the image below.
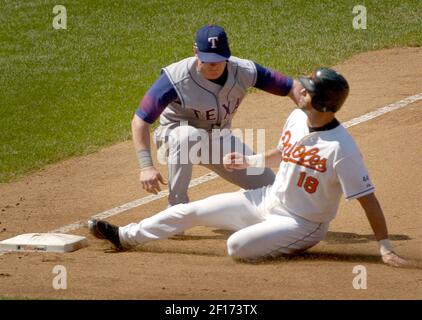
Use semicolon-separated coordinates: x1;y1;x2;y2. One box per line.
288;79;304;105
381;251;408;267
223;152;248;171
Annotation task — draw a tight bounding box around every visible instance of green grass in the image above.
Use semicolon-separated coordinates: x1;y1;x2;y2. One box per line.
0;0;421;183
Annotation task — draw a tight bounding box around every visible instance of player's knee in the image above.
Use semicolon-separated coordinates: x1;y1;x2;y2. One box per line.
227;236;259;260
168;126;208;164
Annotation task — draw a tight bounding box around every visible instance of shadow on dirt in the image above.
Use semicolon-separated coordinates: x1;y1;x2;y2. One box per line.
246;251;422;270
169;230;411;244
264;251;382;264
323;231;411;244
169;230;232;241
104;229;419;269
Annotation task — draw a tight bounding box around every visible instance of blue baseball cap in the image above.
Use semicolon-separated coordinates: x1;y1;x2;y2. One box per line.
195;25;231;63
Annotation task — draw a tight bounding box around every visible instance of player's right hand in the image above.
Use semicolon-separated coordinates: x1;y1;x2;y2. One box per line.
223;152;249;172
139;167;167;195
381;251;408;268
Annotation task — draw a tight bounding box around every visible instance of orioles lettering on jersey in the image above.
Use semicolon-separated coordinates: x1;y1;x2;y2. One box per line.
278;130;327;173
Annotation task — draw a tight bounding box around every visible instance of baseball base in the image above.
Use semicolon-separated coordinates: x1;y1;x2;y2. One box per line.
0;233;87;253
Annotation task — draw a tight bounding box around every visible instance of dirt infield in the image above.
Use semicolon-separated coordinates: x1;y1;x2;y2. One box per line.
0;47;421;299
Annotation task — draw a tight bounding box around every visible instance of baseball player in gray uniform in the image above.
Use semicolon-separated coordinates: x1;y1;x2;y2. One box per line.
90;67;407;267
133;24;302;205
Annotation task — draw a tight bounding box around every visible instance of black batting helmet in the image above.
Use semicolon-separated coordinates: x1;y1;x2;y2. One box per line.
299;68;349;113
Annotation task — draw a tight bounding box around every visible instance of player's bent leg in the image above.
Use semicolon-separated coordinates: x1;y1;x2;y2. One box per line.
227;214;329;261
119;190;264;248
167;125;204;205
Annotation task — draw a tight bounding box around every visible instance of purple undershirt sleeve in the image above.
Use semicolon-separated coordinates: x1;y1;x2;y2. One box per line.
253;62;293;96
136;72;178;124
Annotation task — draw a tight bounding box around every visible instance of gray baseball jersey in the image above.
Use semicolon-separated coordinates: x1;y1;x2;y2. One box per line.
159;56;256;132
136;56;292;205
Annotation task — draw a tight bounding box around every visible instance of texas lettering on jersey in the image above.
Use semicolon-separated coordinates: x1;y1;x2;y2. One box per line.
191;98;241;121
278;130;327;173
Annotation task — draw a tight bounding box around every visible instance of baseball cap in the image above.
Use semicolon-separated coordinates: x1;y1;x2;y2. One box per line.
195;25;231;63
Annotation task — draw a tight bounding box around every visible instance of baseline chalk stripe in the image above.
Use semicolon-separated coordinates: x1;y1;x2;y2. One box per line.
8;93;422;238
49;172;219;233
343;93;422;128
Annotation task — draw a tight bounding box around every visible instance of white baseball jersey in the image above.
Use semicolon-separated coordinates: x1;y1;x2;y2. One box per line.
269;109;375;223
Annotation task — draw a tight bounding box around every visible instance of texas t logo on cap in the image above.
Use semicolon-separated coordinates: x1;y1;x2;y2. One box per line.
195;25;231;63
208;36;219;48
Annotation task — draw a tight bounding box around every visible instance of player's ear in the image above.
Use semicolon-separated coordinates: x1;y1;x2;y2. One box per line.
193;44;198;56
298;88;309;106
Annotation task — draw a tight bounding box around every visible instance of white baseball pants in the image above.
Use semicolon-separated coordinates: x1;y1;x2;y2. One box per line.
119;186;329;260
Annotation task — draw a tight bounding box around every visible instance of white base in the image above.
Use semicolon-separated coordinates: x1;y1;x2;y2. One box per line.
0;233;87;253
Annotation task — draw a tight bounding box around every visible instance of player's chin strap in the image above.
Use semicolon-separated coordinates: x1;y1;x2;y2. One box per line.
378;239;393;255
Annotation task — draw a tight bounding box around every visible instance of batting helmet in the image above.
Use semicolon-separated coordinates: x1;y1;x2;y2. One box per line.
299;68;349;113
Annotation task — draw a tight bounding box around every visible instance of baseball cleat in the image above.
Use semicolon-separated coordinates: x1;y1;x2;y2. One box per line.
88;219;124;251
